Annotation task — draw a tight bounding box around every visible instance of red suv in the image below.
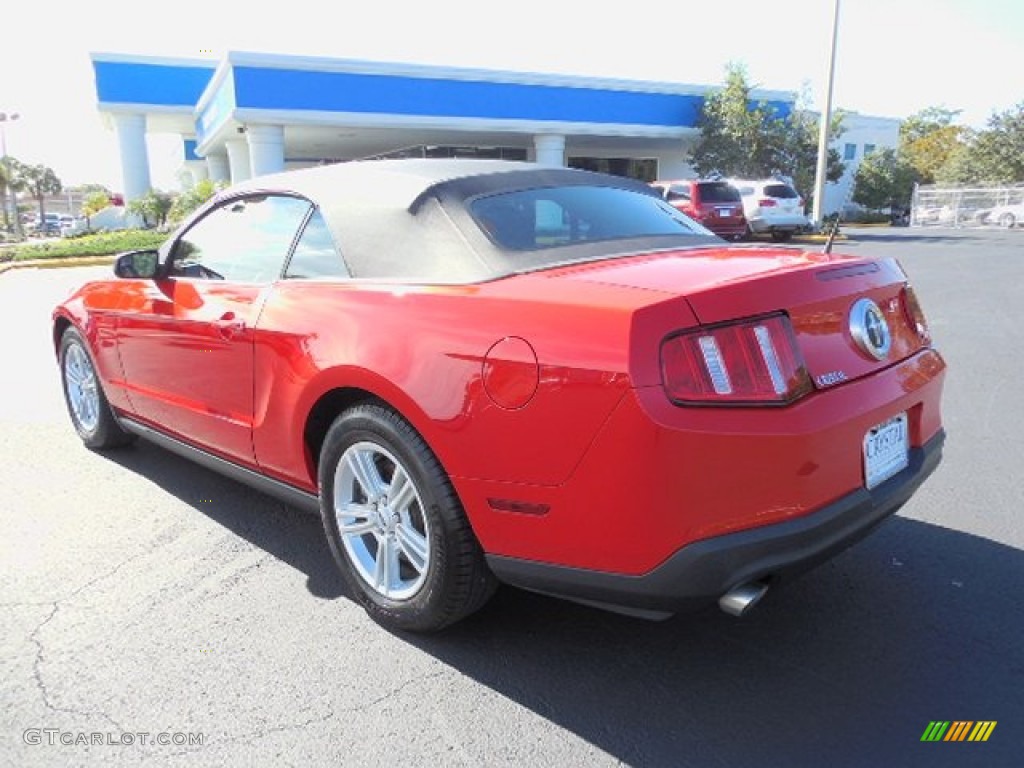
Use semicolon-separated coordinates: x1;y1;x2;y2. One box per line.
651;179;747;240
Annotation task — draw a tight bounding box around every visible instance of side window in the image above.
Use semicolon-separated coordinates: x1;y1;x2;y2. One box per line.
844;143;857;161
169;195;312;282
285;210;348;279
666;184;691;202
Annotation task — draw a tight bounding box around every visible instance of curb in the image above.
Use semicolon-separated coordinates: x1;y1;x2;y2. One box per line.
0;255;117;276
792;234;850;243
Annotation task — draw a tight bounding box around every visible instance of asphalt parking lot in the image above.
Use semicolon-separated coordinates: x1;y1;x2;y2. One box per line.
1;227;1021;767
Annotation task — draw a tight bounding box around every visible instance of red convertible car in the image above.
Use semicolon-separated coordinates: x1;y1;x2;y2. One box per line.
54;159;946;631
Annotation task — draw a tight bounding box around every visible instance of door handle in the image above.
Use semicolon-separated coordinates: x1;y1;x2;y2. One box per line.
215;311;246;338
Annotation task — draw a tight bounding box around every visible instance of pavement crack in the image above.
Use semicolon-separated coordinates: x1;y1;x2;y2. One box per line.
339;669;448;714
162;668;449;755
163;708;338;757
27;553;146;732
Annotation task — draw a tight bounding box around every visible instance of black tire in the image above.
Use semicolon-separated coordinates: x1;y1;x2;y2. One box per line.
59;327;134;450
319;403;496;632
999;213;1016;229
771;230;793;242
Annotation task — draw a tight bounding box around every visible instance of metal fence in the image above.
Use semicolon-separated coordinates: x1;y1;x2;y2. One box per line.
911;183;1024;228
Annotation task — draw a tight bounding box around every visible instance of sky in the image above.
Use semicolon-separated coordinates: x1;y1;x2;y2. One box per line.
2;0;1021;193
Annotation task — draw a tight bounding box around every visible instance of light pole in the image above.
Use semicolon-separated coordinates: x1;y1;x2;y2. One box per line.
0;112;21;237
811;0;841;230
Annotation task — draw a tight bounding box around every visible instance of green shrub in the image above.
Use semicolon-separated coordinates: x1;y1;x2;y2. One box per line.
844;211;891;224
170;179;225;222
4;229;167;262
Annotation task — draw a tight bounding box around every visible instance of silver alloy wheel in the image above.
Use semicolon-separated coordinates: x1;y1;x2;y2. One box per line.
64;343;101;433
999;213;1016;228
333;441;431;600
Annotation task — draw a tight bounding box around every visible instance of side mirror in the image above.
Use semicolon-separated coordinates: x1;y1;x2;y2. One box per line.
114;249;159;279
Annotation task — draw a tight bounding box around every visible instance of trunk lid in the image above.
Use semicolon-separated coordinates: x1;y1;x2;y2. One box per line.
563;245;925;388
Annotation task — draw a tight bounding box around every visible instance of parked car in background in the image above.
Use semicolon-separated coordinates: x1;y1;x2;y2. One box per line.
984;201;1024;228
60;217;88;237
650;179;747;240
53;159;946;631
730;179;809;241
27;212;73;237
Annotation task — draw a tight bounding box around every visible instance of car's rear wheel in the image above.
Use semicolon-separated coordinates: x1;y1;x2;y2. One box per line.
998;213;1016;228
319;403;496;632
59;327;134;449
771;230;794;242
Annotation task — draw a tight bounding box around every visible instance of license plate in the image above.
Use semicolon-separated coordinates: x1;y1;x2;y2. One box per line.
863;413;909;489
717;207;733;217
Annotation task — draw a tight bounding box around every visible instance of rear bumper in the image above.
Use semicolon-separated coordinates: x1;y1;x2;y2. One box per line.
487;429;944;618
748;214;808;232
706;221;748;239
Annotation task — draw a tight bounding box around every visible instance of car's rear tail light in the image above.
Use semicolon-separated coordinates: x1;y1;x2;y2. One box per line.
901;284;932;345
661;313;813;406
759;198;778;207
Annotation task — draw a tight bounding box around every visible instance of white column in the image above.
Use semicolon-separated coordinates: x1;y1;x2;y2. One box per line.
206;153;230;183
113;113;152;202
247;124;285;177
225;138;251;184
185;161;209;189
533;134;566;166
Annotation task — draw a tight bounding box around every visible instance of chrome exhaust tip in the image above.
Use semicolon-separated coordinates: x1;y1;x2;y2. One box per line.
719;581;770;617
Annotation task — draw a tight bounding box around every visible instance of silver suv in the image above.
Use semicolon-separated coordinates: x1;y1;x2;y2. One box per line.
730;179;808;242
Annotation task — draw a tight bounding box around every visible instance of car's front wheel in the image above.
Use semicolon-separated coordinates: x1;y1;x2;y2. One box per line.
319;403;496;631
59;327;134;450
998;213;1016;228
771;230;794;242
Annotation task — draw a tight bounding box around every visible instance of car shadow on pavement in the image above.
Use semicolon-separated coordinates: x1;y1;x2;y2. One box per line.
102;441;1021;767
406;516;1022;768
103;439;349;602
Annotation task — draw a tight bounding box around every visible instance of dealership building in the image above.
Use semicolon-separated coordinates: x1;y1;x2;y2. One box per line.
91;51;898;215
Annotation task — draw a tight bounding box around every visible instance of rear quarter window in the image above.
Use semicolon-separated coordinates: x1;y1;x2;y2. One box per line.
469;185;706;251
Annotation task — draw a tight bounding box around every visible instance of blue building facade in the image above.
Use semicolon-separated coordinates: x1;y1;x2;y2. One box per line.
92;51;795;200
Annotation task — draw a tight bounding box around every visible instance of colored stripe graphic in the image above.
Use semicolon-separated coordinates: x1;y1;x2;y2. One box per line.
969;722;997;742
921;721;996;742
921;722;949;741
945;721;972;741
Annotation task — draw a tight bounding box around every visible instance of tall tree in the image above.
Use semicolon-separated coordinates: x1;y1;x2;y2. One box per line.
899;107;963;183
0;157;26;233
934;103;1024;185
772;107;846;208
18;164;62;228
852;148;920;210
0;162;12;232
970;102;1024;183
690;63;781;178
690;64;845;200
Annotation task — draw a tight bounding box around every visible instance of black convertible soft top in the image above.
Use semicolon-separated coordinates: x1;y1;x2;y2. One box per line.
222;159;720;284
